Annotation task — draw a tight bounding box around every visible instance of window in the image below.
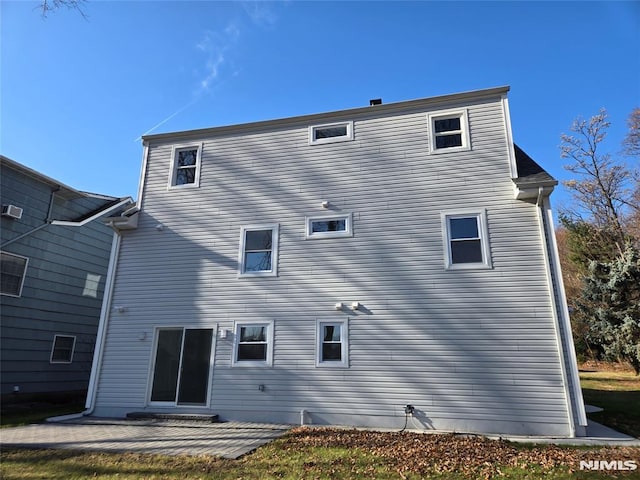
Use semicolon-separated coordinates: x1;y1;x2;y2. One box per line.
428;109;470;153
316;320;348;368
82;273;101;298
441;210;491;269
305;213;353;239
238;225;279;276
168;144;202;188
309;121;354;145
1;251;28;297
50;335;76;363
232;321;274;367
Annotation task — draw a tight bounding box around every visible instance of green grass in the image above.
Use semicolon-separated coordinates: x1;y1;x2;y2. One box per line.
579;366;640;438
1;403;84;429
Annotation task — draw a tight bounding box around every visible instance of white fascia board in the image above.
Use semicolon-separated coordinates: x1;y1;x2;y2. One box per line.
51;197;133;227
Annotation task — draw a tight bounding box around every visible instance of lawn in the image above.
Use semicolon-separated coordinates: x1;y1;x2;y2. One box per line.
1;363;638;479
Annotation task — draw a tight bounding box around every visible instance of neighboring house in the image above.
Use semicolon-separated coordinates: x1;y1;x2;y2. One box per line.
0;156;133;400
87;86;587;437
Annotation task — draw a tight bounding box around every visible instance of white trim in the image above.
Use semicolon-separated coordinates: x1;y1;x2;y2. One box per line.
85;231;121;411
308;121;354;145
232;320;274;367
541;196;588;433
441;209;492;270
0;251;29;297
137;142;150;209
146;326;216;407
427;108;470;154
50;334;76;364
315;318;349;368
501;95;519;179
167;143;203;189
238;224;279;277
50;197;133;227
305;213;353;239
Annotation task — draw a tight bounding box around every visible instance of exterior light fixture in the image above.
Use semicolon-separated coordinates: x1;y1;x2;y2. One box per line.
351;302;360;311
335;302;344;310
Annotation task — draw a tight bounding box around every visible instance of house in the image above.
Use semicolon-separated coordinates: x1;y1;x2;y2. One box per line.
0;156;133;402
86;86;587;437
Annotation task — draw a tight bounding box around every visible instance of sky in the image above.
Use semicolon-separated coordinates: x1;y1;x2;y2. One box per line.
1;1;639;213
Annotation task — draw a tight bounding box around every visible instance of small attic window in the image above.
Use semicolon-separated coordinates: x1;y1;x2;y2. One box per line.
428;109;470;154
309;121;354;145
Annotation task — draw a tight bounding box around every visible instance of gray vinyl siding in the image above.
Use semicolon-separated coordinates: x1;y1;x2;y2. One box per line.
94;92;572;436
1;163;114;396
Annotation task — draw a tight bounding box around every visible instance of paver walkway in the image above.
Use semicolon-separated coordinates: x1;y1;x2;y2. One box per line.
0;416;292;459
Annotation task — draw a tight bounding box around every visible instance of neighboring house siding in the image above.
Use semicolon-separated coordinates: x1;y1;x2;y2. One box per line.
94;92;572;435
1;162;115;396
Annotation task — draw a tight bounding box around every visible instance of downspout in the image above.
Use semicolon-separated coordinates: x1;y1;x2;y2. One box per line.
542;195;588;434
535;187;583;437
83;225;122;415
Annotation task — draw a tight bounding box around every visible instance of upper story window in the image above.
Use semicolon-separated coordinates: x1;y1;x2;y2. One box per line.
1;251;28;297
238;224;279;277
232;321;274;367
309;121;354;145
316;319;349;368
168;144;202;188
427;109;470;153
441;210;492;270
50;335;76;363
305;213;353;239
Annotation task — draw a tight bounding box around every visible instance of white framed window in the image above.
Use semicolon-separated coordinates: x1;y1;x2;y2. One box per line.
309;121;354;145
50;335;76;364
427;109;470;153
0;251;28;297
232;321;274;367
238;224;279;277
305;213;353;239
441;210;492;269
316;319;349;368
168;143;203;188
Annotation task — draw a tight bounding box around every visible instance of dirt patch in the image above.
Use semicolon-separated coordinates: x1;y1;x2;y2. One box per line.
579;360;636;373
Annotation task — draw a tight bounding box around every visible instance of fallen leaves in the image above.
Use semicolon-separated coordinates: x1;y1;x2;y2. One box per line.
281;427;640;478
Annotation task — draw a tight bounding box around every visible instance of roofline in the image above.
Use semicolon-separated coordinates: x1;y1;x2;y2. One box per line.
0;155;119;201
142;85;510;144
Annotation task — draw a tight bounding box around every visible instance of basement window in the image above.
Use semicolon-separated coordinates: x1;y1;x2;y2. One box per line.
309;121;354;145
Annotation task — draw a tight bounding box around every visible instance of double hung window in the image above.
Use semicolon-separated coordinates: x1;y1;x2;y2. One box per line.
238;225;279;276
0;251;28;297
233;321;274;366
316;320;348;368
441;210;491;269
168;144;202;188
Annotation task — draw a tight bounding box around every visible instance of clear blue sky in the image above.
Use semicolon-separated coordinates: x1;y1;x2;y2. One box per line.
2;1;639;212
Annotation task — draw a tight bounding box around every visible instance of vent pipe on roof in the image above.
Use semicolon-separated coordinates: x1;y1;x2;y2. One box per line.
369;98;382;106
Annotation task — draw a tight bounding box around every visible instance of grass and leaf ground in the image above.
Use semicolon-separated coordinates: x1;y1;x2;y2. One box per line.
1;362;638;479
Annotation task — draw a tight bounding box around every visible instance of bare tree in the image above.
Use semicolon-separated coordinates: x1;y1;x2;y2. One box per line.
560;108;638;250
40;0;87;19
623;107;640;157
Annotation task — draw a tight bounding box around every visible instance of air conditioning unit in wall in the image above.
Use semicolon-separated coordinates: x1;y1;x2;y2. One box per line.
2;204;23;220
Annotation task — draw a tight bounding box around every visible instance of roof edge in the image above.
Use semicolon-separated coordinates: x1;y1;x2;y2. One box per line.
142;85;510;143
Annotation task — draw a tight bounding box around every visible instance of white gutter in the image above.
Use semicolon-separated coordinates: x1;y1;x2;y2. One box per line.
542;195;588;432
83;227;122;414
51;197;133;227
